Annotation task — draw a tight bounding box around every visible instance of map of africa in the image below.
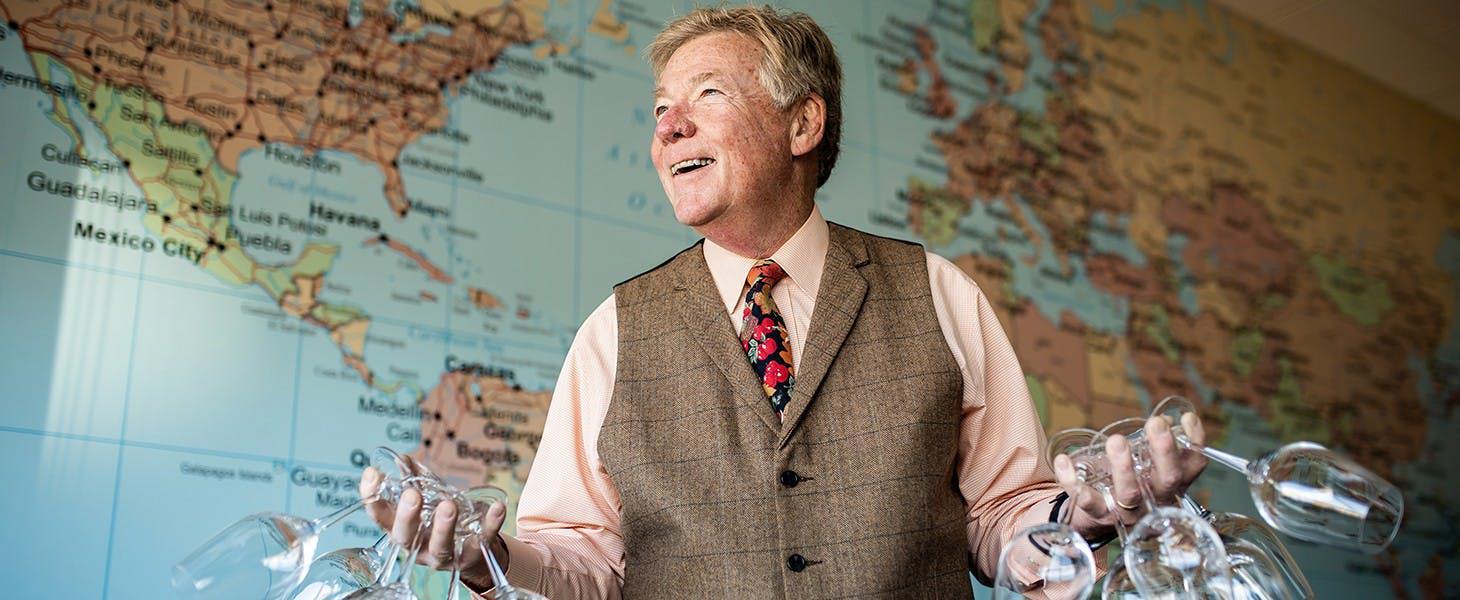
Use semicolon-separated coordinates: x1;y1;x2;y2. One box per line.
0;0;1455;598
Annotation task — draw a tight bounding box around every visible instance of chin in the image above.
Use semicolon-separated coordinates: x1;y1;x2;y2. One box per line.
668;194;724;227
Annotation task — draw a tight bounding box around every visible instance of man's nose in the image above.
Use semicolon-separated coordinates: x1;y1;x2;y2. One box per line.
654;106;696;144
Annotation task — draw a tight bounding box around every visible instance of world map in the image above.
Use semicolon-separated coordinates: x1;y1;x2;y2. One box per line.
0;0;1455;598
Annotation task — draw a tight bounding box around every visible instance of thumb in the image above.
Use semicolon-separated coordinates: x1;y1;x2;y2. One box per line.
484;500;507;534
1053;454;1078;490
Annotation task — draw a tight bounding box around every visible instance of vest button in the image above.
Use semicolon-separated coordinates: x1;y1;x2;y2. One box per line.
787;553;807;572
779;470;801;487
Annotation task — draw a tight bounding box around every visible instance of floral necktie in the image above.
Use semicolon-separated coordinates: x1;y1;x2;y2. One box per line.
740;259;795;416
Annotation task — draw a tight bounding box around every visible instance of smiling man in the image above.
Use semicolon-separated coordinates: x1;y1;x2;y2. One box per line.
363;6;1207;598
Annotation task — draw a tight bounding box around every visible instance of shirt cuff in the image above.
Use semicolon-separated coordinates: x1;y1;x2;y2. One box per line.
465;534;544;600
501;533;544;593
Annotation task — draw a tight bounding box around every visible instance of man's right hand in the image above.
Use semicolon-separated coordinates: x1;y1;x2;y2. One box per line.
358;466;509;593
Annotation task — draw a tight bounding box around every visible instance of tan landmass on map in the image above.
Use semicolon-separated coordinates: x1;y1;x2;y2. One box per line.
467;286;503;311
906;0;1458;475
5;0;549;393
909;26;955;119
5;0;549;217
1013;303;1090;415
411;368;550;488
588;0;629;44
363;234;454;284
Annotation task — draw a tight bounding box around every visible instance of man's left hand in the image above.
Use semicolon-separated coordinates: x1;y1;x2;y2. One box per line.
1051;413;1209;541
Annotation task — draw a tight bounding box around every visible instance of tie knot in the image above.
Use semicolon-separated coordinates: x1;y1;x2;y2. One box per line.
746;259;787;288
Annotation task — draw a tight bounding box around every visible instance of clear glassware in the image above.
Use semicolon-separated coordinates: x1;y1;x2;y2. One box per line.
338;519;430;600
1098;420;1234;599
289;534;395;600
1101;555;1142;600
463;486;547;600
1179;495;1313;600
1223;538;1297;600
173;447;415;600
172;502;366;599
992;522;1097;600
1123;506;1234;599
1151;396;1403;553
1098;417;1158;509
1047;427;1131;538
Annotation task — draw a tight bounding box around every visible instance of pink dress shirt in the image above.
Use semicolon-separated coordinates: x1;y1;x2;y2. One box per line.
493;206;1062;598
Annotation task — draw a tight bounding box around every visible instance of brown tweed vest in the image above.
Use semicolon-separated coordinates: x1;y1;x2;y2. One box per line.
599;224;970;599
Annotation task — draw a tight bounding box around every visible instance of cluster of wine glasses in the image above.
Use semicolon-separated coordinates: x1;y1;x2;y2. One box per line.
171;447;545;600
993;396;1404;599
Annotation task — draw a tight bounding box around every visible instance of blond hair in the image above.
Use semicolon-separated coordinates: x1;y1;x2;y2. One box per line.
646;5;843;188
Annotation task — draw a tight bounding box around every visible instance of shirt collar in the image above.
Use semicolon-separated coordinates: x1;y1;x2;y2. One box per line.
703;205;829;315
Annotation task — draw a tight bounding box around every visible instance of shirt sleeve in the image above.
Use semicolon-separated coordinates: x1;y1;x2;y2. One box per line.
925;253;1065;585
485;295;626;599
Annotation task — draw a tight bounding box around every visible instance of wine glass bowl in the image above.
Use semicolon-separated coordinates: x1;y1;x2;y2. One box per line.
1123;506;1233;598
993;522;1097;600
1149;397;1403;554
289;535;396;600
172;512;319;599
1248;442;1403;554
1208;511;1313;598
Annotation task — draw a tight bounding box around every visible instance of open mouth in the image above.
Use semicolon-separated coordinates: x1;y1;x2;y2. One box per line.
671;157;715;176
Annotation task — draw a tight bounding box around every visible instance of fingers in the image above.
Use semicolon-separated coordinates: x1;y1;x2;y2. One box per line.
1183;411;1206;446
361;467;395;530
392;488;423;548
1052;454;1078;490
484;500;507;534
1054;453;1114;528
1145;416;1181;501
1180;412;1209;478
1105;435;1144;518
424;500;459;569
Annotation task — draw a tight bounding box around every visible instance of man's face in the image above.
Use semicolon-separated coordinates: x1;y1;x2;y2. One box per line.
650;32;796;231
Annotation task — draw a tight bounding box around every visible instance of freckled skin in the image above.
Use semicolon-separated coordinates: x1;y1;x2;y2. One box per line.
650;32;824;258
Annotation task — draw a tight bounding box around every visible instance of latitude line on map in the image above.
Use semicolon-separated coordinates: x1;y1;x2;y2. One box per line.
0;424;360;474
0;248;570;356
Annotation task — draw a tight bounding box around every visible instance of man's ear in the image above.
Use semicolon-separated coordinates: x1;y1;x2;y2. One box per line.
789;93;826;158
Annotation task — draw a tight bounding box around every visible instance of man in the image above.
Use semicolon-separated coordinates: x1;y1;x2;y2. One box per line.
362;6;1208;598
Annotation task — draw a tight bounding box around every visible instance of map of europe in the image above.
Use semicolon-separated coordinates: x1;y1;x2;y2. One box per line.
0;0;1456;598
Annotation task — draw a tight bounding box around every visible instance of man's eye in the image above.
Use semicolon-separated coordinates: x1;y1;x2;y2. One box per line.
654;105;667;118
701;88;721;97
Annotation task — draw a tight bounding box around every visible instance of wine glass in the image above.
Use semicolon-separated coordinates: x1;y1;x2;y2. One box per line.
1123;506;1234;598
1101;555;1142;600
1097;420;1233;599
173;503;369;599
1223;538;1297;600
992;522;1097;600
289;534;396;600
173;477;410;600
1151;396;1403;553
338;518;432;600
1098;417;1159;510
462;486;547;600
1179;495;1312;600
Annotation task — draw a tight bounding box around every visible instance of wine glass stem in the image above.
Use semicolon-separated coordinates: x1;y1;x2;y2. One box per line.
448;537;465;600
310;495;373;532
1098;486;1129;542
478;534;515;597
1177;437;1252;474
1180;494;1212;519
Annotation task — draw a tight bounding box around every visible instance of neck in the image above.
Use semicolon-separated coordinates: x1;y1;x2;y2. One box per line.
699;200;813;258
697;163;818;258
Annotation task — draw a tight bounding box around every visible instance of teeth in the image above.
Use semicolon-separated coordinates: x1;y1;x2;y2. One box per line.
671;158;714;175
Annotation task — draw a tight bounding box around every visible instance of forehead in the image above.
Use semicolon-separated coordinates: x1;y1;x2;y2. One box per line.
655;31;763;93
